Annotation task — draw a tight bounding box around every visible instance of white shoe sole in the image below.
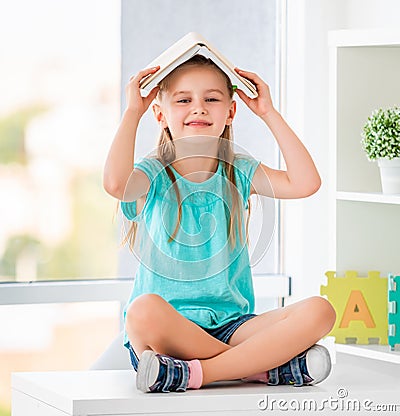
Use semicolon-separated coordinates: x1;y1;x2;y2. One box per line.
136;350;160;392
305;344;332;385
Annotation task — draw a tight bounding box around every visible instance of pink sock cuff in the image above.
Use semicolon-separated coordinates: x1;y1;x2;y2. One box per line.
187;359;203;389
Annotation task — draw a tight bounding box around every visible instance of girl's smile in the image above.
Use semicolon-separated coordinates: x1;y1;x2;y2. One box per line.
184;119;212;127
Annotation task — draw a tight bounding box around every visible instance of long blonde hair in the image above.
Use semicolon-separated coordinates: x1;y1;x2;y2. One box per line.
123;55;252;250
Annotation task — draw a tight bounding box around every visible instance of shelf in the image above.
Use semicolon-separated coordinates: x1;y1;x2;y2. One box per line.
336;343;400;364
337;191;400;205
329;29;400;368
329;28;400;47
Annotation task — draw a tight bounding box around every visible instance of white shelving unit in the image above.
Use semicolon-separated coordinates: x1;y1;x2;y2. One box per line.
328;29;400;365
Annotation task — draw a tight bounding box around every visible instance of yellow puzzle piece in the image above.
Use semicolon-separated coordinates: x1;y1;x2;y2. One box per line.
320;271;388;344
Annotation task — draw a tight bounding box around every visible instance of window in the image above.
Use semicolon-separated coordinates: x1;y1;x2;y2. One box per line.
0;0;121;282
0;3;122;414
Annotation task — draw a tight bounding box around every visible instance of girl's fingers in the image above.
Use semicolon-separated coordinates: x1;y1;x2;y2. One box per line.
235;67;257;79
235;68;264;87
144;85;160;105
130;66;160;83
234;88;252;106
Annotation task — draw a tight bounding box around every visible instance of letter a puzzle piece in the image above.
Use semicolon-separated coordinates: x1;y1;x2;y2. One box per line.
320;271;388;344
388;274;400;351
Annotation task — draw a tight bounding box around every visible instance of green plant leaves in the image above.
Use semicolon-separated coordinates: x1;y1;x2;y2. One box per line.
361;106;400;160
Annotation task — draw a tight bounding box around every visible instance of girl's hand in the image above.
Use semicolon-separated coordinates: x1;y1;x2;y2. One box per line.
125;66;160;118
234;68;275;119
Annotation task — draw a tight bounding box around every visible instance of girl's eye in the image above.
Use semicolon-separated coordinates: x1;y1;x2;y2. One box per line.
175;97;220;103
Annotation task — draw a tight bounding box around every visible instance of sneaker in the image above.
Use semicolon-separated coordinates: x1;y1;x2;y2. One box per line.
136;350;190;393
267;344;331;387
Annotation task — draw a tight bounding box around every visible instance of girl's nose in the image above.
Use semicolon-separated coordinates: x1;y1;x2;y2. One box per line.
192;108;206;115
191;99;207;114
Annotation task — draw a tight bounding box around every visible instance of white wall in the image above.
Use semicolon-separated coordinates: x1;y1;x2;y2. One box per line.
343;0;400;28
284;0;400;301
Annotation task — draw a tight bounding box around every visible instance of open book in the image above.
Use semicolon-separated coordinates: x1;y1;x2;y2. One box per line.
139;32;258;98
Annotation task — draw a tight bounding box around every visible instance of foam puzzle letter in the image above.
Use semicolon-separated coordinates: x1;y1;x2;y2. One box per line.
339;290;375;328
320;271;388;344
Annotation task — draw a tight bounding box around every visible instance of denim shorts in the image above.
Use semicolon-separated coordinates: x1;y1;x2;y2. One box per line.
127;313;257;371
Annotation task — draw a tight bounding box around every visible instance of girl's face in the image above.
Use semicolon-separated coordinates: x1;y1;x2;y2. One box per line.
153;65;236;139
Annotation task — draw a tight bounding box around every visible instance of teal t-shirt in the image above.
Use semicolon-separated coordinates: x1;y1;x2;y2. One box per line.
121;154;260;346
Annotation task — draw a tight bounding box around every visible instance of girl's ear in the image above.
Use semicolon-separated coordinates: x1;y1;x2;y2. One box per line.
226;100;237;126
152;103;168;128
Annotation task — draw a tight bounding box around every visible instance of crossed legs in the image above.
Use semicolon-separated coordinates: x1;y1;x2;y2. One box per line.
125;294;336;386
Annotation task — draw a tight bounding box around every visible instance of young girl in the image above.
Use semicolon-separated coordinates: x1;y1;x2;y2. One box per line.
103;55;336;393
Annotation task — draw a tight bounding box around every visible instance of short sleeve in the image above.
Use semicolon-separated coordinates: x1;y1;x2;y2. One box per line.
233;154;261;209
120;157;163;222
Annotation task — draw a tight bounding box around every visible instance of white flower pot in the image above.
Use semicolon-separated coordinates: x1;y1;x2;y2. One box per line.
377;157;400;194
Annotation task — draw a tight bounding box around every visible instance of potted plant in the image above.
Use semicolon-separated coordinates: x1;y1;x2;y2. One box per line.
361;106;400;194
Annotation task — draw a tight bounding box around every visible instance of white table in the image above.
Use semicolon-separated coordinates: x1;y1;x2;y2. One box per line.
12;353;400;416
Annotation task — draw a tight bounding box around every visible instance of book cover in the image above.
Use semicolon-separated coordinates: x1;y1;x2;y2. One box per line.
139;32;258;98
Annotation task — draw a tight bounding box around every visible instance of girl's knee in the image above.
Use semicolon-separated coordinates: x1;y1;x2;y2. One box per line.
305;296;336;333
126;294;168;334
